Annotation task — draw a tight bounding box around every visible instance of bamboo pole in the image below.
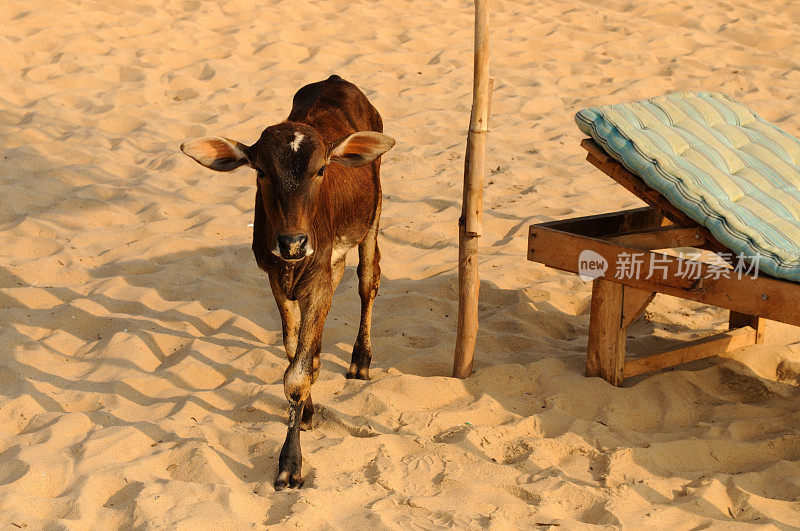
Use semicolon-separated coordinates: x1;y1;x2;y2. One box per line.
453;0;491;379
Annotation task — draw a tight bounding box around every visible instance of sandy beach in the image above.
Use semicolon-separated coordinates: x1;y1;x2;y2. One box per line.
1;0;800;527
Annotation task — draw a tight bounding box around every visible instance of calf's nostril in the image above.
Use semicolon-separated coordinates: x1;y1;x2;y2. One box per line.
277;234;309;258
277;236;291;254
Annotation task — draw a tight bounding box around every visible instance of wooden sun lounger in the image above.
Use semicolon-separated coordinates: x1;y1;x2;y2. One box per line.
527;139;800;386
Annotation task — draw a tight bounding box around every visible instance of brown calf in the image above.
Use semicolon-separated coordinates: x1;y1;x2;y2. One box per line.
180;75;394;489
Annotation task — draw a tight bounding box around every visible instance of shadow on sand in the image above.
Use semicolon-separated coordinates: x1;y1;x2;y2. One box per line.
1;243;799;525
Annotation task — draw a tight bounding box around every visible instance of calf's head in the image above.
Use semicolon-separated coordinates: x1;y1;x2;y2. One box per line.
181;123;394;261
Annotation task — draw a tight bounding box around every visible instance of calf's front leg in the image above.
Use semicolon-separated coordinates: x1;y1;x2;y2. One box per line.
269;275;301;362
276;399;304;489
269;276;316;429
274;284;332;490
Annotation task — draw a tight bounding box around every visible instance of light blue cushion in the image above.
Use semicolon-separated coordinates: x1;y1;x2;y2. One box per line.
575;91;800;282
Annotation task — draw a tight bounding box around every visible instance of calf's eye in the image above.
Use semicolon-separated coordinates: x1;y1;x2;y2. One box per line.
316;166;325;177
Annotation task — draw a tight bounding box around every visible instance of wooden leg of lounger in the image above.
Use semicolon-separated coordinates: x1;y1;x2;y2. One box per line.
729;311;765;344
587;279;626;386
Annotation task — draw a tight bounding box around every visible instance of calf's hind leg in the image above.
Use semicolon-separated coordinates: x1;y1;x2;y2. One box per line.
347;212;380;380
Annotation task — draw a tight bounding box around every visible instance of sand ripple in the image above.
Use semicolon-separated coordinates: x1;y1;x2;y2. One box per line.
0;0;799;527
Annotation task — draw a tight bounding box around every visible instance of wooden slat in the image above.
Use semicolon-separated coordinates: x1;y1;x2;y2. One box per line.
622;326;757;378
606;226;708;250
622;286;655;328
587;279;626;386
729;311;765;344
537;206;670;238
581;138;615;163
528;225;800;327
538;207;709;250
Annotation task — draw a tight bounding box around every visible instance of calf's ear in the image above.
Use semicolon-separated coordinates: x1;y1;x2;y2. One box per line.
328;132;395;167
180;136;250;171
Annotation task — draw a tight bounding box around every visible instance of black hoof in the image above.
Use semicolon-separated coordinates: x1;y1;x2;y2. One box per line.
277;409;303;490
349;343;371;380
346;366;370;380
274;470;304;490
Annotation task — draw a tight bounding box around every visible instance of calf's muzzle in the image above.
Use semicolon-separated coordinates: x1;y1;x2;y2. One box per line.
277;233;311;260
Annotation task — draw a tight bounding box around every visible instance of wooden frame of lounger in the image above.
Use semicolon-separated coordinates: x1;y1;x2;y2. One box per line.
527;138;800;386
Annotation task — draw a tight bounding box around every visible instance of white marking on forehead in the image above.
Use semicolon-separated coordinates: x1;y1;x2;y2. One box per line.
290;132;304;152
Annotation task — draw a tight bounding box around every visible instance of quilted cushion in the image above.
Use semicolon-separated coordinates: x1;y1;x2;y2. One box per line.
575;91;800;281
